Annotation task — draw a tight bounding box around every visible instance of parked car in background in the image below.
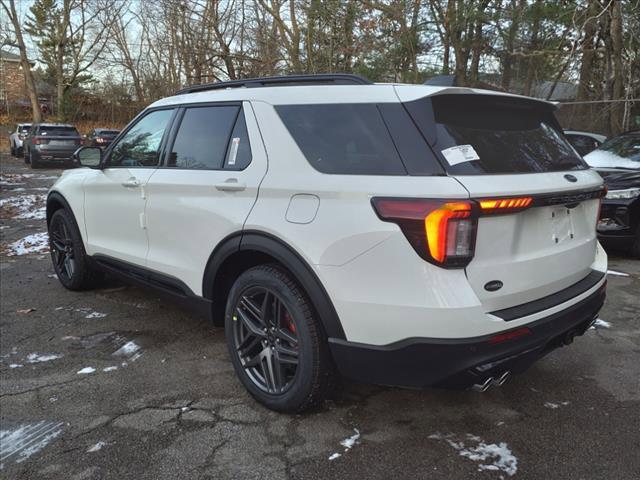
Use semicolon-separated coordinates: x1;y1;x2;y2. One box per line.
9;123;32;157
584;130;640;257
564;130;608;156
48;74;607;412
84;128;120;148
23;123;82;169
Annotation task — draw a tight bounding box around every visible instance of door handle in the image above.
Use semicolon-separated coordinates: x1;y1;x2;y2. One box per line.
215;178;246;192
121;178;141;188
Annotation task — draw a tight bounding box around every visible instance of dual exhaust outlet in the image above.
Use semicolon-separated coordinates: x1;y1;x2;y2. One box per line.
472;371;511;392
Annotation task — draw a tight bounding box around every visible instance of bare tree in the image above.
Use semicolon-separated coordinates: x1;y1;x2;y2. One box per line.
1;0;42;122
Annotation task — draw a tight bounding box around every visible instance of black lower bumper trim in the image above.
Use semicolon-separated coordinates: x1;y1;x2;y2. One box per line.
490;269;605;321
329;281;606;389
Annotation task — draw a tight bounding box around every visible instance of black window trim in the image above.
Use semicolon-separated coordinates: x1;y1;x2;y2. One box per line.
159;100;253;172
101;106;179;169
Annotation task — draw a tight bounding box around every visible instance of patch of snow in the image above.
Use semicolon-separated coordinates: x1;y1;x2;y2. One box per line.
544;402;560;409
47;274;58;279
26;353;62;364
5;232;49;256
9;364;23;369
607;269;629;277
328;452;342;460
102;366;118;372
84;311;107;319
113;341;142;362
77;367;96;374
0;194;46;220
429;433;518;477
87;441;106;452
340;429;361;449
591;318;611;330
0;421;64;465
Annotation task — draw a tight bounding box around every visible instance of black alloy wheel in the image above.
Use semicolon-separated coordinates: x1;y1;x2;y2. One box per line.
232;286;300;394
225;265;333;412
48;209;102;290
49;215;76;282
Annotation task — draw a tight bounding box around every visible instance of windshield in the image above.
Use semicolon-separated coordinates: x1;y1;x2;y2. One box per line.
584;133;640;169
405;94;587;175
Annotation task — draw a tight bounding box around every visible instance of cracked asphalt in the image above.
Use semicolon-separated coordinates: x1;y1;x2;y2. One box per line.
1;151;639;479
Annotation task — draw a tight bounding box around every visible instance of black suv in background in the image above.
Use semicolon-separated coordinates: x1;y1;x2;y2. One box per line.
23;123;82;168
584;131;640;257
84;128;120;148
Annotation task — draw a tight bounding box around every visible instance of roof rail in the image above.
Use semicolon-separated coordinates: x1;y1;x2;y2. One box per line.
176;73;373;95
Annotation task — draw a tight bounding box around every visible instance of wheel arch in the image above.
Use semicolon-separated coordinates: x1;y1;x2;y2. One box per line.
203;231;346;340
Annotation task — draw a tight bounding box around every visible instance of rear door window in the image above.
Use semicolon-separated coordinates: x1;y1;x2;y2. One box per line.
276;104;407;175
168;105;240;170
405;94;587;175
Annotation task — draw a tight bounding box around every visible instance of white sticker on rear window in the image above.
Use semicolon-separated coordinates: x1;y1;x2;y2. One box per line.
441;145;480;166
228;137;240;166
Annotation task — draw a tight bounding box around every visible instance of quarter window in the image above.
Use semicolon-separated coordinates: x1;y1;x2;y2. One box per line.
168;106;240;170
276;104;407;175
108;109;174;167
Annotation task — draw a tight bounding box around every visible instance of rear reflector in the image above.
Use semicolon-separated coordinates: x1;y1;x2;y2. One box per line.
488;327;531;345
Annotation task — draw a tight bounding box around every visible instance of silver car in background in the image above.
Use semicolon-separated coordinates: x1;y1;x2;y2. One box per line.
9;123;32;157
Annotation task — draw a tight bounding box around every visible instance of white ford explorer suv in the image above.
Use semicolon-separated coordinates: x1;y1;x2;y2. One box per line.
47;74;607;412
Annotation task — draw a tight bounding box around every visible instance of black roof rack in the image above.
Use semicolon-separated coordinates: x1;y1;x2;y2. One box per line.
176;73;373;95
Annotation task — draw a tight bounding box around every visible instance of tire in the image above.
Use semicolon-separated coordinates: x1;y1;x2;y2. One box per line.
10;143;15;156
225;264;333;412
29;150;40;168
48;209;103;290
631;225;640;259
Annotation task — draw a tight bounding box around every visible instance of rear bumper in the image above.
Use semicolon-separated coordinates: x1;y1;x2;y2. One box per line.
329;279;606;389
34;149;75;162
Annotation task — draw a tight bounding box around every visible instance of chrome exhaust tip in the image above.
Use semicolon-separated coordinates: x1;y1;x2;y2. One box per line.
472;377;493;392
492;371;510;387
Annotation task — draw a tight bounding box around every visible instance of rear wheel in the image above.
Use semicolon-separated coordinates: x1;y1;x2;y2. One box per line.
29;150;40;168
631;225;640;259
225;265;333;412
10;143;15;156
49;209;103;290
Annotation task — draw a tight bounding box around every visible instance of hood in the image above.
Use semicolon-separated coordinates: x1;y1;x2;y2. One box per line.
596;168;640;190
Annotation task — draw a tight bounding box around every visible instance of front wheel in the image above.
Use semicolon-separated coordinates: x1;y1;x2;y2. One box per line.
48;209;103;290
225;265;333;412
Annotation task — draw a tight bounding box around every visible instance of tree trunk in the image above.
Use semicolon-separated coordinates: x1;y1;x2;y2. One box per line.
523;0;542;96
3;0;42;122
609;0;624;135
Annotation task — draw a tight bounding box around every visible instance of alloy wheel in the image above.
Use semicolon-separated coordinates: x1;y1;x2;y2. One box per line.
50;219;76;281
232;287;299;394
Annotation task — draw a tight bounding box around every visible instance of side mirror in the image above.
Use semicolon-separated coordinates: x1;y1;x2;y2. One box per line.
73;146;102;168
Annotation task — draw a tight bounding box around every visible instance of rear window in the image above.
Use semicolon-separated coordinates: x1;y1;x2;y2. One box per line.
276;104;407;175
39;126;79;136
98;130;119;136
18;125;31;133
405;95;587;175
597;134;640;161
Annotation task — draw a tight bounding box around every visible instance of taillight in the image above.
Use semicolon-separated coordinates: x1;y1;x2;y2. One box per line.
96;137;106;144
33;136;46;145
371;198;477;268
478;196;533;215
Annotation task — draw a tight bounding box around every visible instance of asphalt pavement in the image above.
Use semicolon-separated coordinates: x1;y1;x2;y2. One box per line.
1;152;639;479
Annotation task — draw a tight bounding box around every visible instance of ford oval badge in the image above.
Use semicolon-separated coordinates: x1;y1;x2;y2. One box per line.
564;174;578;183
484;280;503;292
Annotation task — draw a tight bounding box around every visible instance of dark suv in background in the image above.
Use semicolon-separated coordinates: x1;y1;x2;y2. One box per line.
84;128;120;148
23;123;82;168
